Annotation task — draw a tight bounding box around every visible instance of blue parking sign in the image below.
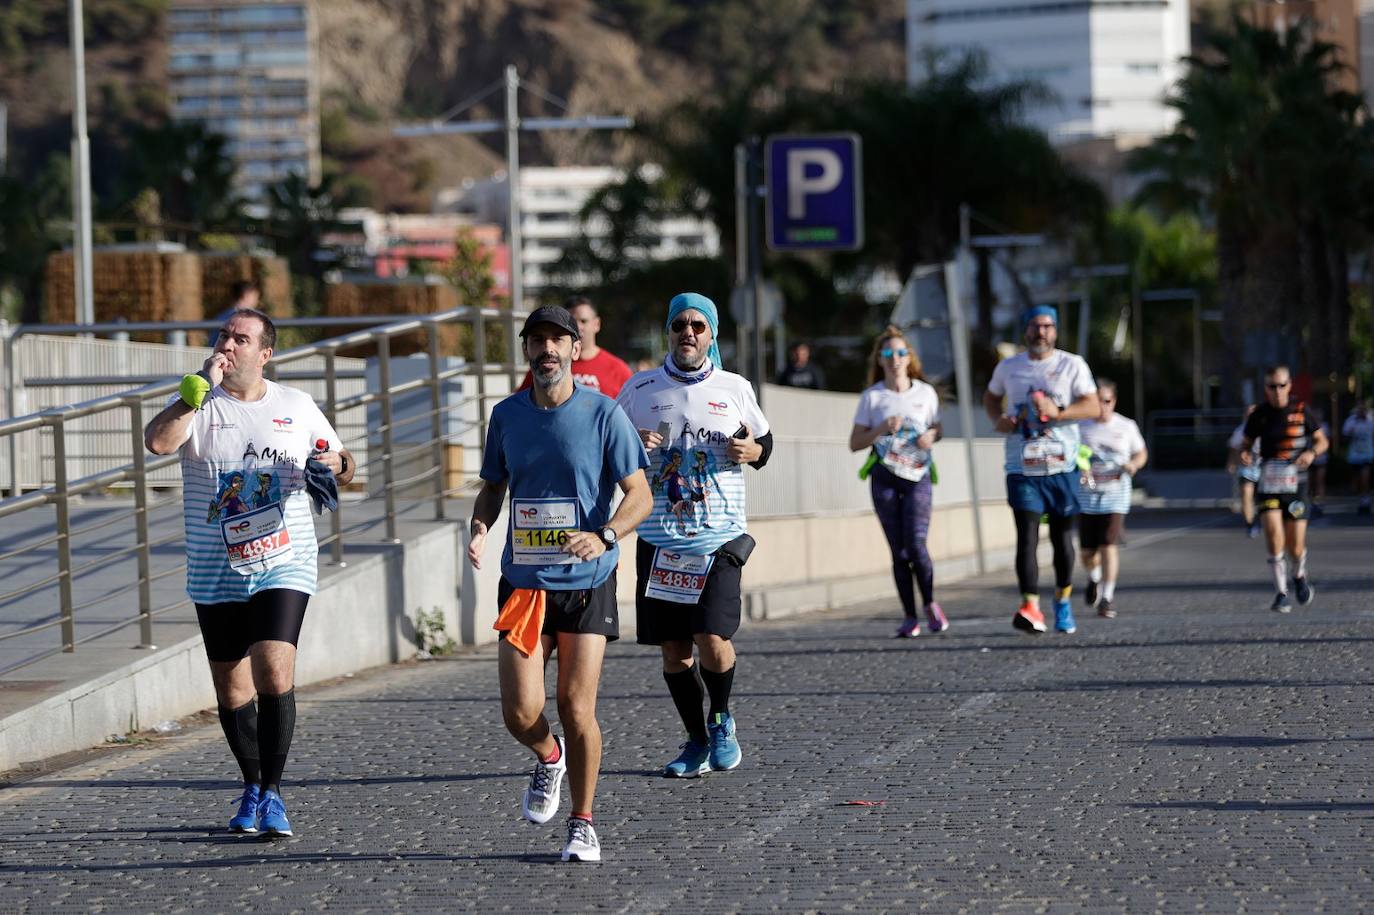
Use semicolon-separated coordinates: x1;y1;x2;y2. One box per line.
765;133;863;252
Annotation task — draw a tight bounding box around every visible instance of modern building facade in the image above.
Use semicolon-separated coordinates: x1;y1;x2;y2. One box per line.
445;165;721;294
166;1;321;199
906;0;1191;143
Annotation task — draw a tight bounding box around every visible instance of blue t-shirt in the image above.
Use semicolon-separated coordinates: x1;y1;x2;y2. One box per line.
480;386;649;590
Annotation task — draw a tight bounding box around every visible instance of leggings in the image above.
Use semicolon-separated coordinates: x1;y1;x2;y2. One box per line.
1013;509;1075;595
870;465;935;614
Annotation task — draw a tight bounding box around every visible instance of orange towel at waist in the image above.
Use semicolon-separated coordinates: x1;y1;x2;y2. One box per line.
494;588;546;657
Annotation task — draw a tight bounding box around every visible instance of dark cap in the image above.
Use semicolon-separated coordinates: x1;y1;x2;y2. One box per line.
519;305;580;339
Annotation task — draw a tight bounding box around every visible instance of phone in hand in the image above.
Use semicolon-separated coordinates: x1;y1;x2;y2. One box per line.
655;421;672;445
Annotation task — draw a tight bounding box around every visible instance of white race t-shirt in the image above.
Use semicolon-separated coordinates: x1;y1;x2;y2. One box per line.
852;380;941;482
1078;413;1145;514
987;349;1097;476
172;381;343;603
1344;412;1374;463
616;366;769;555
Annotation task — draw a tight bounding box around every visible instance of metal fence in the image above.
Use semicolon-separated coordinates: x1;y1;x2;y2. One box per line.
0;307;525;677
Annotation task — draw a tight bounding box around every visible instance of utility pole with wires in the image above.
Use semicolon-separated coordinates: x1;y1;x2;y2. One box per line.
394;65;633;319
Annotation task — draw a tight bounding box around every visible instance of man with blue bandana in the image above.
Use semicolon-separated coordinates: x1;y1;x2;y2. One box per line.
983;305;1099;635
616;292;773;778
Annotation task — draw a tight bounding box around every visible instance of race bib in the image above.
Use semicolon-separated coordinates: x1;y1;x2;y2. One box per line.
1022;437;1069;476
1260;460;1299;494
511;498;580;565
221;503;293;574
1090;457;1124;485
645;547;713;604
880;434;931;482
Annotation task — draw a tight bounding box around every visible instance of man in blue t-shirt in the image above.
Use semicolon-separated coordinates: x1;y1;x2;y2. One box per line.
468;304;651;864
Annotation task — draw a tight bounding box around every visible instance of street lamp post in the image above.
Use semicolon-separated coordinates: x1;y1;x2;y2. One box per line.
69;0;94;325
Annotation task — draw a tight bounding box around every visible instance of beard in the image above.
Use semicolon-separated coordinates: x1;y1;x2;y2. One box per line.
674;345;707;372
1026;338;1053;356
531;352;571;388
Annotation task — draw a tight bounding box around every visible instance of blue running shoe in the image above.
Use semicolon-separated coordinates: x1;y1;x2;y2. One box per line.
228;784;260;834
1053;597;1076;634
707;712;741;772
663;738;711;778
256;789;293;837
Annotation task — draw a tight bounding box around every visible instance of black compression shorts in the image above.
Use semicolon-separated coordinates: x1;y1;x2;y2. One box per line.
1257;483;1310;520
195;589;310;663
634;538;742;645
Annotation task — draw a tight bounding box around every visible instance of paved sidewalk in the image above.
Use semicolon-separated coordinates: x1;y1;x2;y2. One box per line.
3;511;1373;911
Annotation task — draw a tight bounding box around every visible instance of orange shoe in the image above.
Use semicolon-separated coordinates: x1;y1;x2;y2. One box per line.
1012;600;1046;634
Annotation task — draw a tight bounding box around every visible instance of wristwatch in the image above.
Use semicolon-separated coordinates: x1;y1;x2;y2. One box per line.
598;527;618;548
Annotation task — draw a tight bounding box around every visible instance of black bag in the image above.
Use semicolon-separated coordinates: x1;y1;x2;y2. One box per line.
715;533;755;568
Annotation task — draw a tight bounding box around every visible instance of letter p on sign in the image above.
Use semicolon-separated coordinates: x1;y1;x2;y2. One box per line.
766;133;863;252
787;149;842;218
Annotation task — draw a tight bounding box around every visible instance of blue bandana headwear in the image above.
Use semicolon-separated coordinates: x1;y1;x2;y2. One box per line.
1021;305;1058;333
665;292;723;370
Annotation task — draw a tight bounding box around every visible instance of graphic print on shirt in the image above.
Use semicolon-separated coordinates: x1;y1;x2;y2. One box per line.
207;441;297;575
651;439;729;536
1015;388;1071;476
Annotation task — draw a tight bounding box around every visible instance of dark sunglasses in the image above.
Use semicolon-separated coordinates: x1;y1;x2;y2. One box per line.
1266;381;1290;389
671;318;709;335
880;347;909;358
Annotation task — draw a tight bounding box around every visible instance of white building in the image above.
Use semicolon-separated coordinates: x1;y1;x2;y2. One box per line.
444;165;720;293
167;1;321;199
906;0;1190;143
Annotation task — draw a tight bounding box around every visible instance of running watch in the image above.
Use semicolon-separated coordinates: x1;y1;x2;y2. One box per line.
598;527;618;547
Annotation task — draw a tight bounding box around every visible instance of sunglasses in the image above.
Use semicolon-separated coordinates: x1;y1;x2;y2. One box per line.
1266;381;1290;390
671;318;709;335
880;347;909;358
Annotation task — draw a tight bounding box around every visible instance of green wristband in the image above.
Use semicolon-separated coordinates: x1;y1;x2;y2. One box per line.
179;373;211;410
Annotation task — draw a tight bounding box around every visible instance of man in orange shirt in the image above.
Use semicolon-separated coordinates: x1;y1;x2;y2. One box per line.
518;296;633;398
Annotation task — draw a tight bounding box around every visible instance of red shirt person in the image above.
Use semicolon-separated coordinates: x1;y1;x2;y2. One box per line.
518;297;632;398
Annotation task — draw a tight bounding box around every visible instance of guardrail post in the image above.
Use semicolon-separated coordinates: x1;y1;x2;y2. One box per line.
50;414;76;653
474;310;487;455
377;335;399;542
324;346;344;566
127;397;155;649
427;320;446;521
6;330;19;497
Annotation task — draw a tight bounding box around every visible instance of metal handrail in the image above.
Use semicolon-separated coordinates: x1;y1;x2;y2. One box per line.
0;305;526;674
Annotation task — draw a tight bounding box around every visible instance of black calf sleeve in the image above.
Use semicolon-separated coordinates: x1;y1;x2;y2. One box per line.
1013;509;1042;595
664;667;708;744
216;699;260;786
256;689;296;794
1048;514;1077;589
699;663;735;719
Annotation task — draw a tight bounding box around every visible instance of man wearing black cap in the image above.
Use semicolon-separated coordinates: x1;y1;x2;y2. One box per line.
467;304;651;862
983;305;1098;636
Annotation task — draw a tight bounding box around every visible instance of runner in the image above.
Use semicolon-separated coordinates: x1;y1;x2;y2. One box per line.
983;305;1099;635
776;341;826;389
467;304;651;863
616;292;772;778
516;295;633;398
1240;365;1327;612
1227;406;1262;538
144;309;353;838
1342;400;1374;514
849;325;949;638
1076;378;1148;619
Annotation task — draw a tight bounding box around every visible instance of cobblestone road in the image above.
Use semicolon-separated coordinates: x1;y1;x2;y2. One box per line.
3;512;1373;912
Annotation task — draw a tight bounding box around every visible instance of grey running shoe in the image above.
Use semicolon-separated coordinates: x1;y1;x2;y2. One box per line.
562;817;601;863
522;735;566;824
1096;599;1116;619
1271;592;1292;614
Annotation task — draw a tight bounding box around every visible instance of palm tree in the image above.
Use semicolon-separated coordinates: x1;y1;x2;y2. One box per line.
120;120;241;231
1131;14;1372;397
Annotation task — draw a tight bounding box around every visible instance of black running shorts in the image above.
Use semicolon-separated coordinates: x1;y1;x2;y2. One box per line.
195;589;310;663
1257;483;1310;521
634;538;742;645
496;571;620;641
1078;512;1125;548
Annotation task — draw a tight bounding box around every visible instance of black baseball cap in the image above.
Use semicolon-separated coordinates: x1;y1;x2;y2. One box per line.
519;305;580;339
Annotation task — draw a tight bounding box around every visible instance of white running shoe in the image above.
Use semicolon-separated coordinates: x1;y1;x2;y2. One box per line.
522;735;566;825
562;816;601;863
